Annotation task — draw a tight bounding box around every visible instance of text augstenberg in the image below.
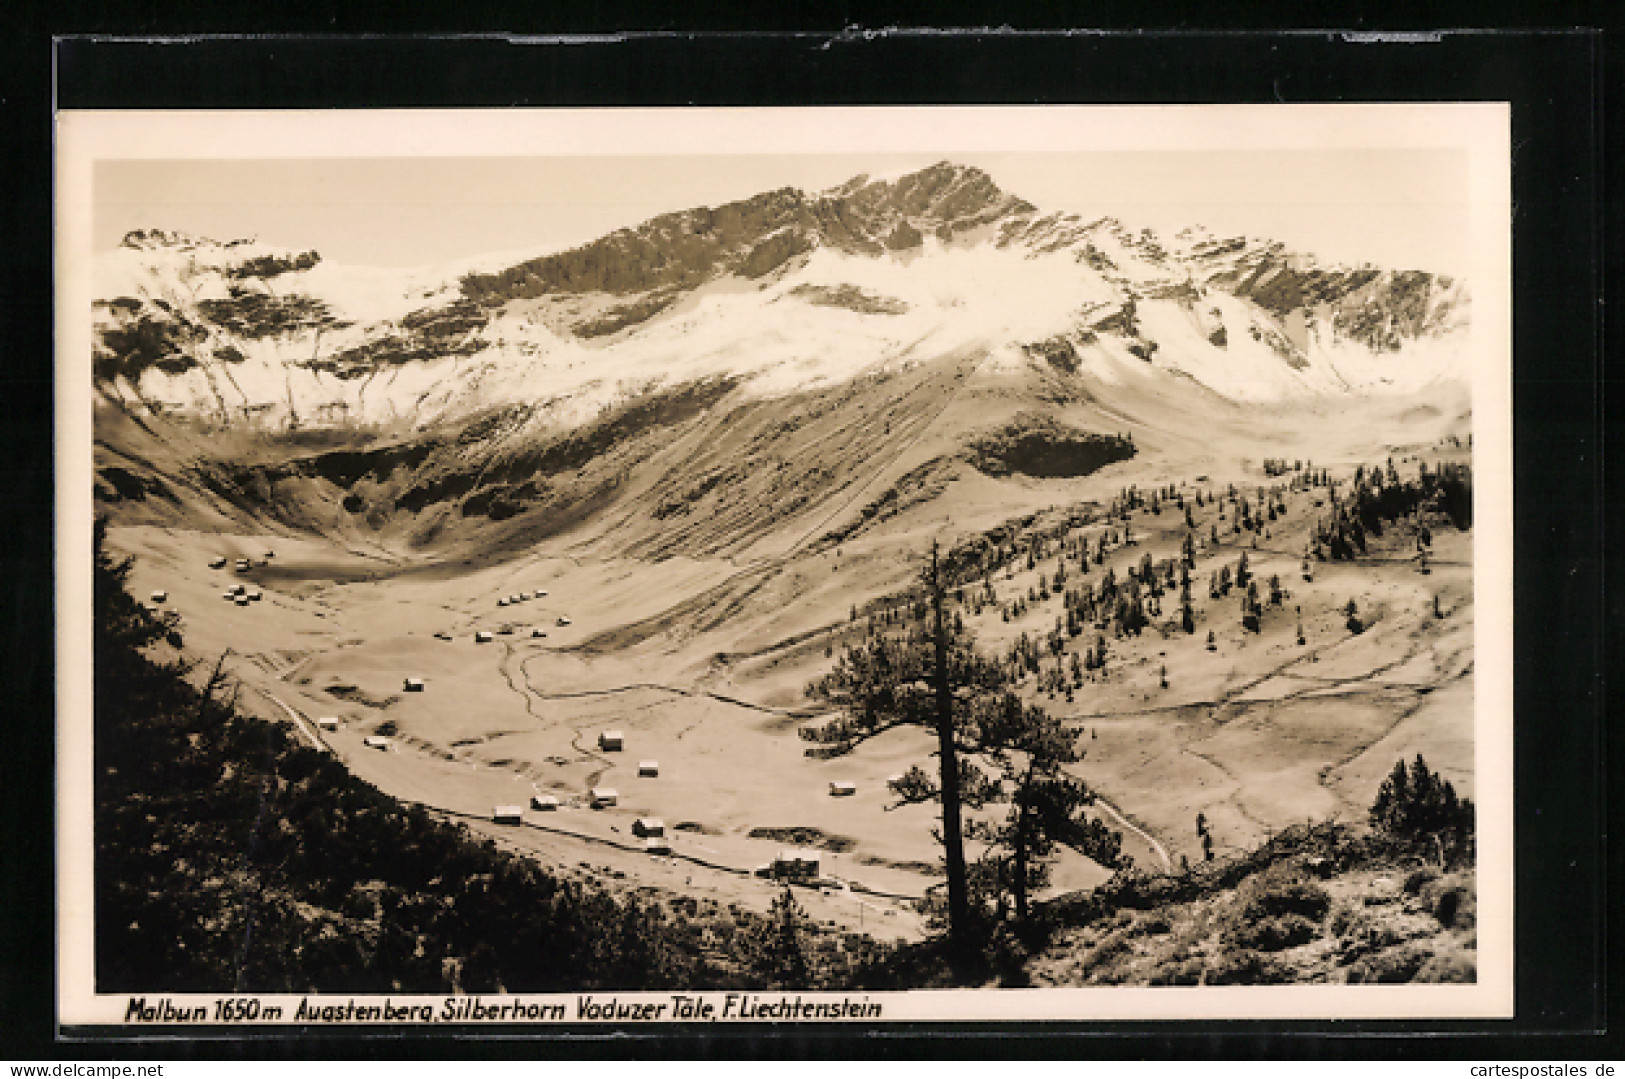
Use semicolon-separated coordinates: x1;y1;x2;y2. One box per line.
121;994;883;1024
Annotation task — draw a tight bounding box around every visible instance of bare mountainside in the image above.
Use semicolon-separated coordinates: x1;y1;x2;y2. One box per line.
93;162;1478;973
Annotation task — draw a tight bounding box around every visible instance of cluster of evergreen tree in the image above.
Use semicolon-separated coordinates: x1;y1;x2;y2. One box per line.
195;285;341;340
1108;482;1171;521
1261;457;1311;477
1368;754;1476;865
1311;458;1472;561
937;501;1132;596
987;522;1165;642
93;521;873;993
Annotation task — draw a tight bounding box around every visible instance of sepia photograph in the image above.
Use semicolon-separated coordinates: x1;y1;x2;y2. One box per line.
54;105;1514;1027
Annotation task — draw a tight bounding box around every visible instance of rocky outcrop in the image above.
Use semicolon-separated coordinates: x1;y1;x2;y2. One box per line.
457;162;1032;306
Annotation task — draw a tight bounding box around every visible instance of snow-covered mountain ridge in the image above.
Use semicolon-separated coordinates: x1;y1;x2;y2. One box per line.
93;162;1470;433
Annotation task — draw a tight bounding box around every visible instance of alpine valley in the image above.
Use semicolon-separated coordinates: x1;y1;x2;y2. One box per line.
91;162;1481;986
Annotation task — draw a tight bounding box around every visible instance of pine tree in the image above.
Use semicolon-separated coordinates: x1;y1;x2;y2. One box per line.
970;703;1123;922
802;543;1007;961
1241;581;1261;633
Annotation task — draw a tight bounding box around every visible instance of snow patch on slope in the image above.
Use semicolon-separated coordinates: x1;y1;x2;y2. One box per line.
92;171;1472;435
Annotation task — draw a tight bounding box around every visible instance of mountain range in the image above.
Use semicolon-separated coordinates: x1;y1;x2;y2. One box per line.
92;161;1471;561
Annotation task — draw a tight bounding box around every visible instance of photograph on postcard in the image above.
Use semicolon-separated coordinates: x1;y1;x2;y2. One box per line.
55;106;1513;1026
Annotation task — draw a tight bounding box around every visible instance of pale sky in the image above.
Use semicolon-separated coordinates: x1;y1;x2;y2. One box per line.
95;149;1471;277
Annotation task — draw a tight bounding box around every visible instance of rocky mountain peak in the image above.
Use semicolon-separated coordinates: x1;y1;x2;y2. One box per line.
833;162;1016;219
457;161;1032;305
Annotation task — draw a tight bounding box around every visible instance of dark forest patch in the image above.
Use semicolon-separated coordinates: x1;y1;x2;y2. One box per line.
94;307;208;382
224;251;321;279
197;287;347;339
962;413;1136;479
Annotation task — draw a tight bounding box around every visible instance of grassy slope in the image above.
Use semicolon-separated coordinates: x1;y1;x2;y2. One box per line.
92;529;889;994
1023;823;1476;987
93;522;1476;993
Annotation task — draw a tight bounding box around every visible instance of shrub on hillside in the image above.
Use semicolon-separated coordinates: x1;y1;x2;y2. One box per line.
1346;943;1429;984
1217;865;1329;953
1205;950;1293;985
1416;950;1477;983
1421;873;1476;930
1230;913;1321;953
1238;872;1332;923
1333;911;1411;966
1146;957;1205;986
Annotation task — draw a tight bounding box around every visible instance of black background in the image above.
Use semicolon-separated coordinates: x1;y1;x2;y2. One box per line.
1;22;1612;1062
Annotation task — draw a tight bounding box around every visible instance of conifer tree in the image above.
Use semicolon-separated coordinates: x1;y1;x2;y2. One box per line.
1241;581;1261;633
804;543;1123;957
972;703;1122;922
